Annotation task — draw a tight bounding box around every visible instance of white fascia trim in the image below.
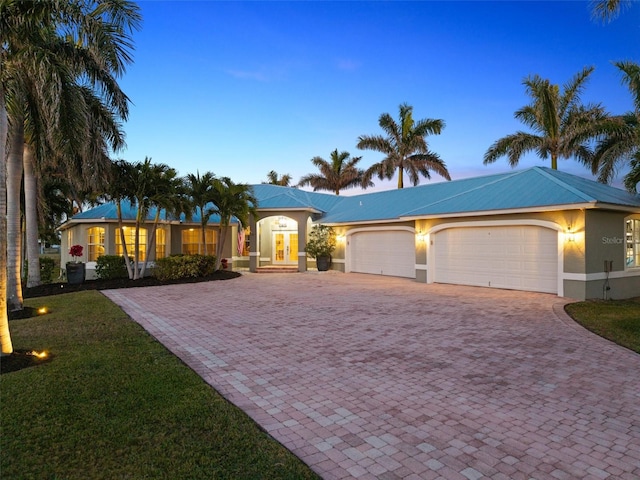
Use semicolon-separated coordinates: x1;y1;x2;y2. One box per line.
322;218;414;227
401;203;595;221
564;269;640;282
426;219;563;235
346;225;416;236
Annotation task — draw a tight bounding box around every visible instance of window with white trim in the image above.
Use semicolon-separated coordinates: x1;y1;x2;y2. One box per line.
626;219;640;268
182;228;217;255
115;227;147;261
155;228;167;259
87;227;105;261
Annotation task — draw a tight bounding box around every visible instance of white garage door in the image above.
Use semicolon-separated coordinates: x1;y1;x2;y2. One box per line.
433;225;558;294
349;230;416;278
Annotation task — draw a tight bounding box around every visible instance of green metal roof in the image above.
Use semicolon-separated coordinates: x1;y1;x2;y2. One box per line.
66;167;640;227
317;167;640;224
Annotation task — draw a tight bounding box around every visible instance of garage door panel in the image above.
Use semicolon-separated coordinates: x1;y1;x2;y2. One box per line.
349;231;415;278
434;226;557;294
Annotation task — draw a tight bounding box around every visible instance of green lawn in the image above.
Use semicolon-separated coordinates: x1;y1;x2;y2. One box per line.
1;291;320;480
565;297;640;354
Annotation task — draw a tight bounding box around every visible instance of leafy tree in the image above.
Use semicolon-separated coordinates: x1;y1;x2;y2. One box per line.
484;67;610;171
592;61;640;192
183;171;218;255
209;177;258;271
298;149;372;195
357;103;450;189
264;170;293;187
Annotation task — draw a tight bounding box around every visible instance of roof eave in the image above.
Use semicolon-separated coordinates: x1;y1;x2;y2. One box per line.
399;202;599;221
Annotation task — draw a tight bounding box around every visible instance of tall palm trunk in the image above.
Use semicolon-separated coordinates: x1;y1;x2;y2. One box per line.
116;200;133;279
0;86;14;355
397;168;404;189
24;143;41;287
6;119;24;311
140;210;160;278
200;206;206;255
133;208;143;279
215;225;227;270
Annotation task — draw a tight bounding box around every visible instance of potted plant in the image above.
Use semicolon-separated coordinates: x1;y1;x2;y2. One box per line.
305;225;336;271
66;244;86;284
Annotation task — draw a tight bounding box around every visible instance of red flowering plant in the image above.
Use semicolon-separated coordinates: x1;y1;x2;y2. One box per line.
69;244;84;263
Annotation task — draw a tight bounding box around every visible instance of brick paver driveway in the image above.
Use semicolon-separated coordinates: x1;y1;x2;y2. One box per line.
104;272;640;480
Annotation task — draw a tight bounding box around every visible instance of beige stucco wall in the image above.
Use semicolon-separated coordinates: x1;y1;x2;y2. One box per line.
60;221;235;278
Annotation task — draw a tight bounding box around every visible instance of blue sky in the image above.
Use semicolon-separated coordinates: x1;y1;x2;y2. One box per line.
119;1;639;193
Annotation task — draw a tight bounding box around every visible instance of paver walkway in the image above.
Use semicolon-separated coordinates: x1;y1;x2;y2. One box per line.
103;273;640;480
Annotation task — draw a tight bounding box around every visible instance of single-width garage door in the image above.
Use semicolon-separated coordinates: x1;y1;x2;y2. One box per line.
433;225;558;294
349;230;416;278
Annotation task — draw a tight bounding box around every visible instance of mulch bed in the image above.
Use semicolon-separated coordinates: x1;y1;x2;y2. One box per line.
22;270;242;298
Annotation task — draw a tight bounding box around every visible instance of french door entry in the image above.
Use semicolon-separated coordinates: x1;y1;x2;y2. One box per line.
273;232;299;265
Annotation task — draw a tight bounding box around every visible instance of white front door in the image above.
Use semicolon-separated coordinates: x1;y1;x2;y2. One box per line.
273;231;299;265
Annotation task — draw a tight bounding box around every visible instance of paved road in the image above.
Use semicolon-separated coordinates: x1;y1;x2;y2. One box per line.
104;272;640;480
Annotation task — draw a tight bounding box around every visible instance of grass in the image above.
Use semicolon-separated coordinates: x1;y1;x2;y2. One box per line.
1;291;320;480
565;297;640;354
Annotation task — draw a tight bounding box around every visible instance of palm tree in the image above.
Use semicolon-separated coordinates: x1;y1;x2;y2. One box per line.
298;149;372;195
183;171;218;255
357;103;450;189
625;157;640;193
0;88;11;355
209;177;258;271
591;0;634;22
484;67;612;172
138;160;181;278
1;0;140;313
592;61;640;192
264;170;293;187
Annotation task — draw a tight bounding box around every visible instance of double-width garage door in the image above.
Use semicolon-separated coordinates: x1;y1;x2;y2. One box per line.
433;225;558;294
349;231;415;278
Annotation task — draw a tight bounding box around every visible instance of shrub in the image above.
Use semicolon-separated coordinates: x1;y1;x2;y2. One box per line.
96;255;129;280
153;255;217;281
305;225;336;259
39;257;56;284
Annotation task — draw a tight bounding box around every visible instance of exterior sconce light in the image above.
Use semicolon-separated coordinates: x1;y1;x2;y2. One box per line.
566;227;575;243
278;216;288;228
337;234;346;242
416;232;426;242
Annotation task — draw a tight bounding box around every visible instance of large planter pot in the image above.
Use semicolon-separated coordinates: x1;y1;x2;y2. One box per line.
316;255;331;272
66;262;86;285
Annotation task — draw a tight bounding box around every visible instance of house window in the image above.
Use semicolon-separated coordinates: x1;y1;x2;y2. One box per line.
87;227;105;261
155;228;167;259
182;228;217;255
626;219;640;268
115;227;147;261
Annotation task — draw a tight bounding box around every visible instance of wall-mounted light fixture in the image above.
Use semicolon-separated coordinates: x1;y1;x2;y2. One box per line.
278;216;288;228
337;234;346;242
565;226;576;243
416;231;426;242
